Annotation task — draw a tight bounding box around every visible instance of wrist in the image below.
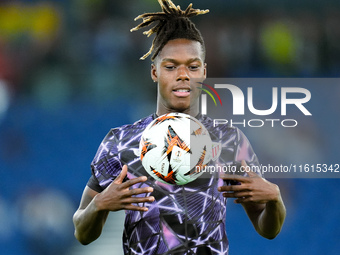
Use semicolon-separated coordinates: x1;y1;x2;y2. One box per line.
92;193;107;212
269;183;281;203
267;192;283;208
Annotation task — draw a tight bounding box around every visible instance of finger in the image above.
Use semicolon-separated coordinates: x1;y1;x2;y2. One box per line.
121;187;154;197
234;197;255;204
222;192;251;198
219;173;250;183
121;196;155;204
241;160;259;177
218;184;250;192
123;204;150;212
120;175;148;189
241;160;247;169
113;165;128;184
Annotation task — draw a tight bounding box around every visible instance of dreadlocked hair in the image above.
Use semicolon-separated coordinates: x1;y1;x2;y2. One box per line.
130;0;209;61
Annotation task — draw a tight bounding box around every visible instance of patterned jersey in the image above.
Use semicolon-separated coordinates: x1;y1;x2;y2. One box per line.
87;113;260;255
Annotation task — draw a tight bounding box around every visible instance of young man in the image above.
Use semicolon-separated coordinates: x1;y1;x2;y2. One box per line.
73;1;286;254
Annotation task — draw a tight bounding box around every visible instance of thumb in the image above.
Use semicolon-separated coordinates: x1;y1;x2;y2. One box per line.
113;165;128;184
241;160;257;177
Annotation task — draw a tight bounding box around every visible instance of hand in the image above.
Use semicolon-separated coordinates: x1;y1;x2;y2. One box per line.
218;160;280;204
95;165;154;212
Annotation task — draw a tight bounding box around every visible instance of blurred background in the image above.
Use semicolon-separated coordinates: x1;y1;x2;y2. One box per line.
0;0;339;254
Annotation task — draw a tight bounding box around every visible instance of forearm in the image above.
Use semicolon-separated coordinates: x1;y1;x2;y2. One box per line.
257;195;286;239
73;195;109;245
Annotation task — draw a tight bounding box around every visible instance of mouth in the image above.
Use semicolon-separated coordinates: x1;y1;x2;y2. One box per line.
172;88;191;97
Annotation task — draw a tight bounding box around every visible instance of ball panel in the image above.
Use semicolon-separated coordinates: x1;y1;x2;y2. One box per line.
139;113;212;185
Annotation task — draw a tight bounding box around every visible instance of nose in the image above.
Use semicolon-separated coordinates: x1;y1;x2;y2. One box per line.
176;66;190;81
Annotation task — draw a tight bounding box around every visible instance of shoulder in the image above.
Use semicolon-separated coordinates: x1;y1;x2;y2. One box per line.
107;114;155;141
90;114;155;187
123;114;155;130
92;114;154;162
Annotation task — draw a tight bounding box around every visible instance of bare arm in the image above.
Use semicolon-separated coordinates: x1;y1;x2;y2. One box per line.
219;160;286;239
73;186;109;245
241;183;286;239
73;165;154;245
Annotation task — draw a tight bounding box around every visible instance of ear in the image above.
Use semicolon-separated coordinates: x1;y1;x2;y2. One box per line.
151;63;158;83
203;63;207;79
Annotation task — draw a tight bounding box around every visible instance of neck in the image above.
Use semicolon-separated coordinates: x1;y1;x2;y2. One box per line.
156;107;199;117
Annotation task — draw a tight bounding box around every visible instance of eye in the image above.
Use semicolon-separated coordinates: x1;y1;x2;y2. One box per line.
165;65;176;70
189;65;199;71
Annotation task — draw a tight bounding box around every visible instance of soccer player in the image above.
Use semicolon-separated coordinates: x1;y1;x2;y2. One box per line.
73;1;286;254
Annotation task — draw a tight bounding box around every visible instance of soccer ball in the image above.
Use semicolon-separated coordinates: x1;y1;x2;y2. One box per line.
139;112;212;185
